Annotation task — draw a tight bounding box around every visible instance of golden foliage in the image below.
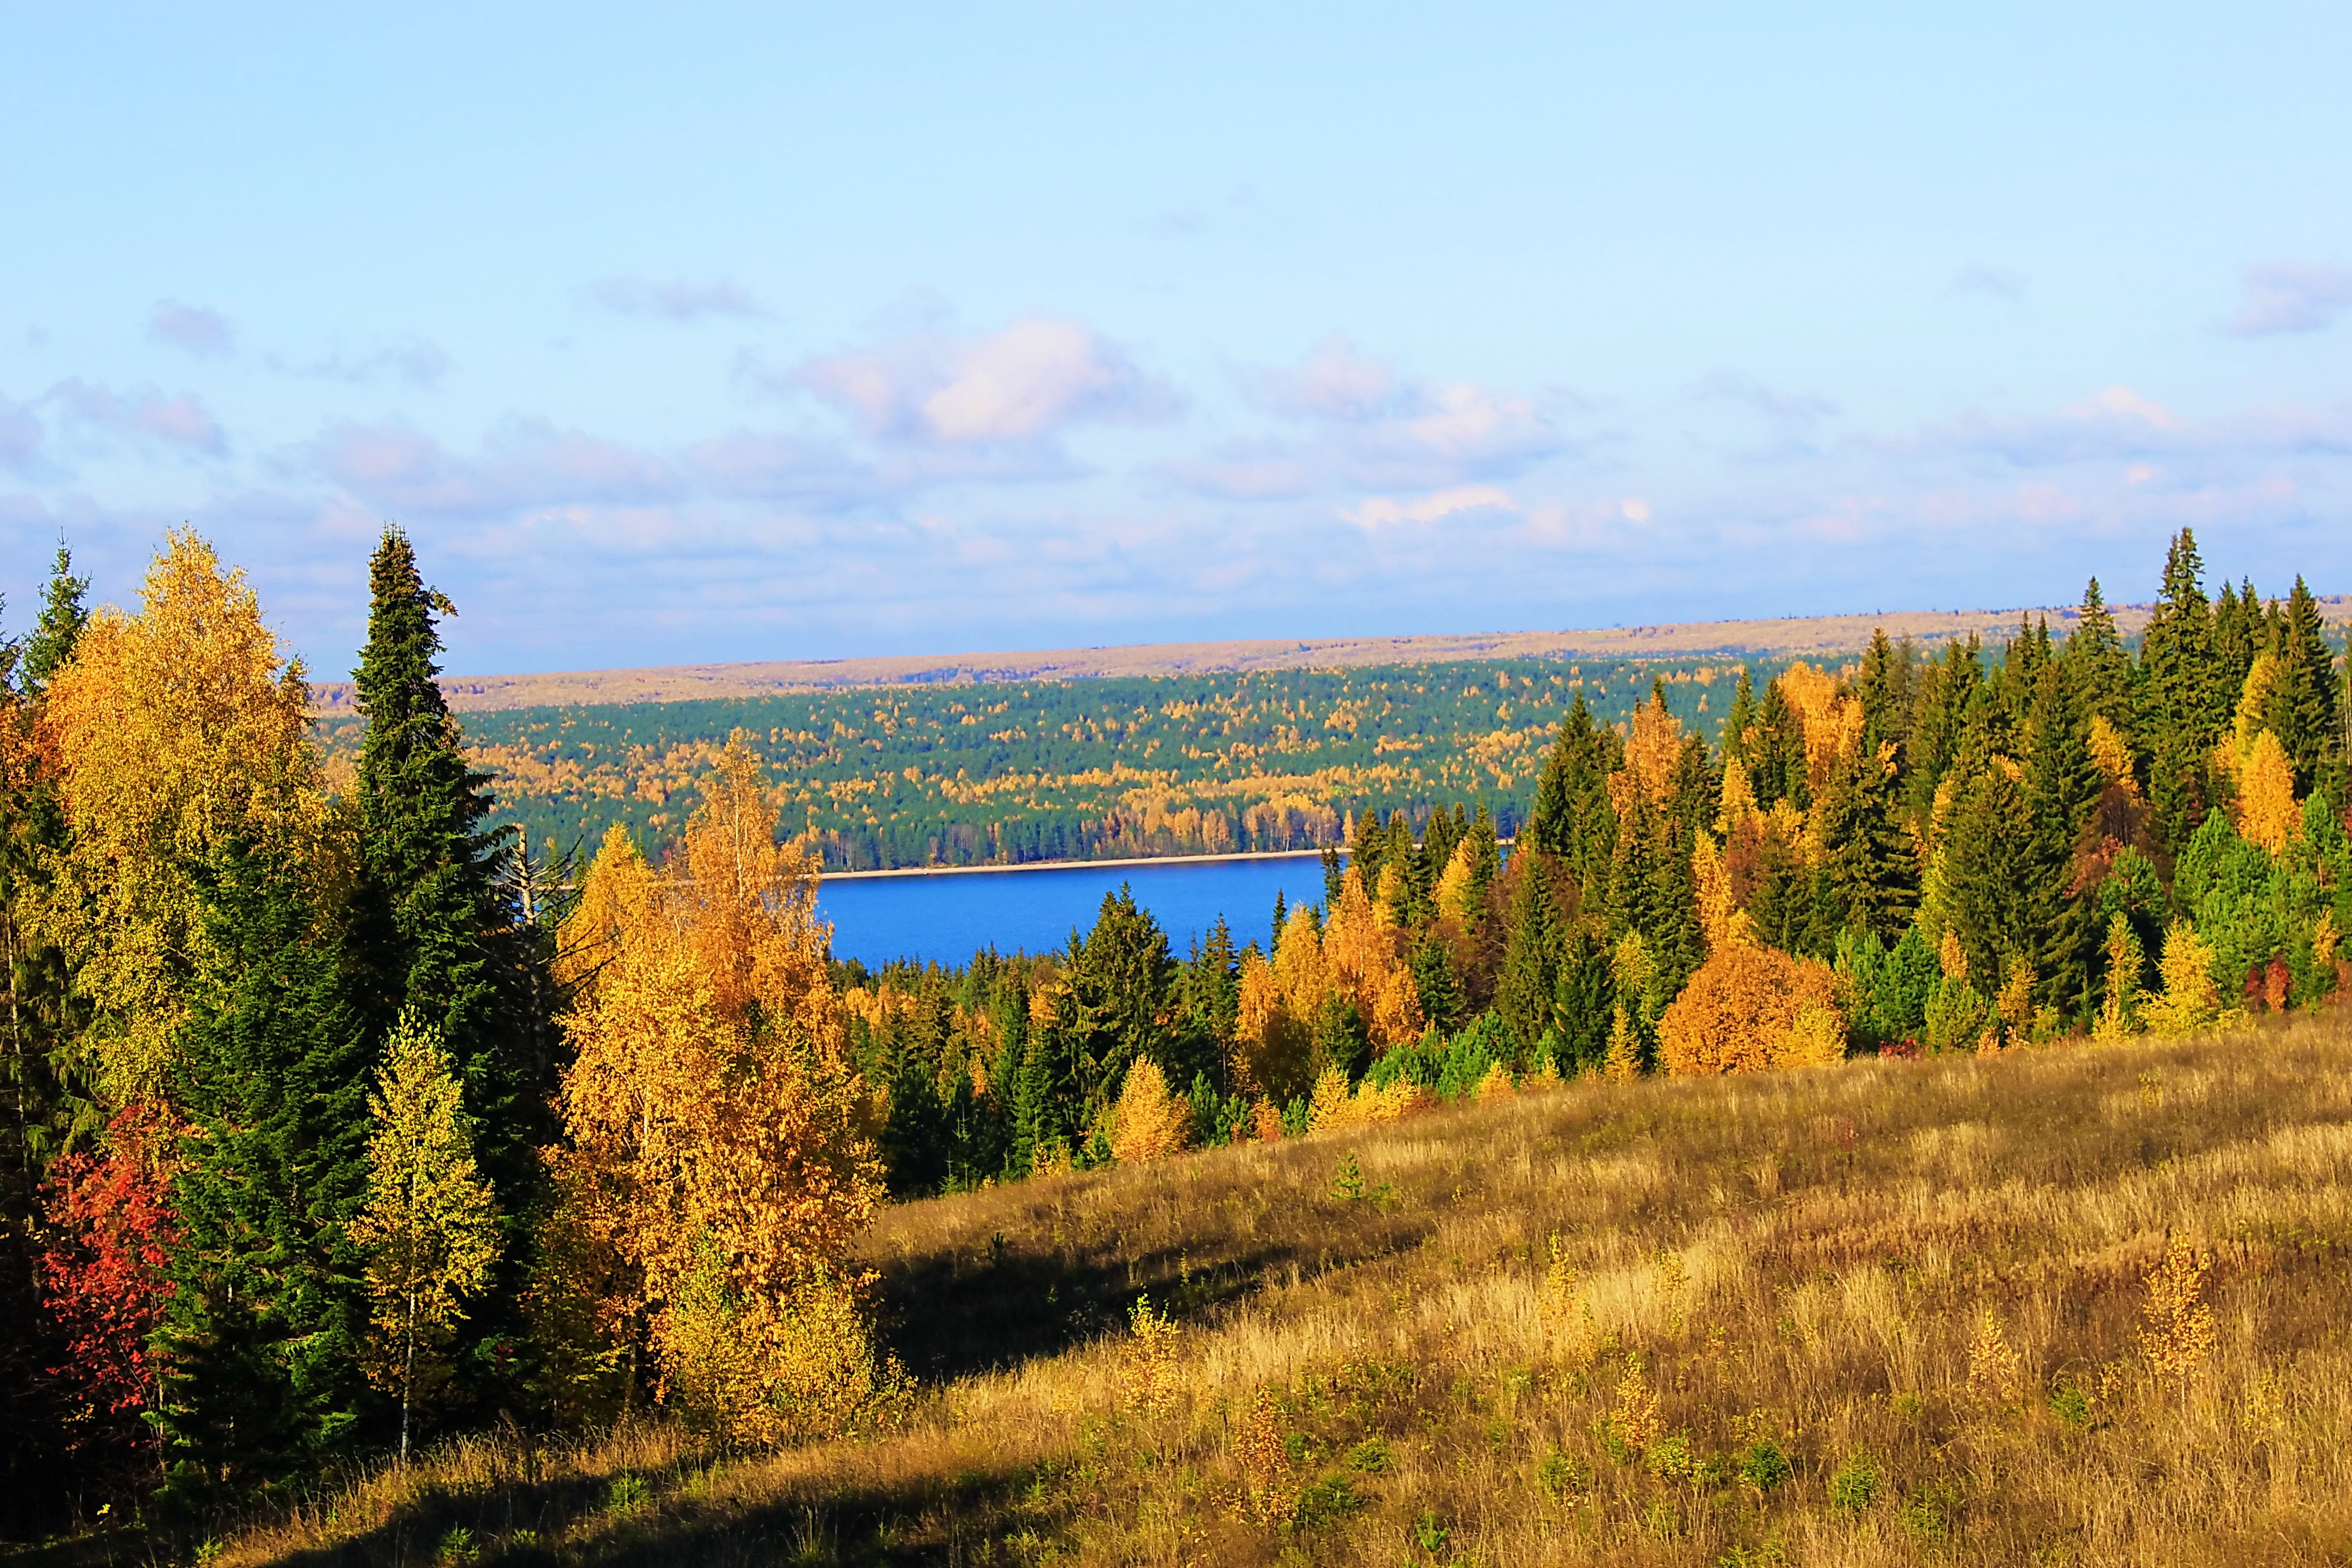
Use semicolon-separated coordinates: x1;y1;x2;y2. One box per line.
1304;1064;1354;1133
1775;662;1863;787
1691;833;1752;953
2237;729;2301;855
1938;927;1970;984
2139;1237;2217;1387
2088;713;2138;794
1322;868;1421;1047
2143;921;2222;1036
1657;943;1843;1076
1715;753;1761;837
1433;838;1477;925
1474;1060;1516;1101
1110;1058;1191;1164
1124;1293;1182;1414
546;734;883;1436
1966;1307;2022;1405
33;530;325;1099
351;1014;501;1435
2094;914;2145;1043
1614;693;1684;811
1233;1389;1292;1525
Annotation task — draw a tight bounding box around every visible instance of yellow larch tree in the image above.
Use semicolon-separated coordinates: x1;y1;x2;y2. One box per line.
1656;942;1844;1075
32;529;328;1100
2235;729;2301;855
545;734;891;1440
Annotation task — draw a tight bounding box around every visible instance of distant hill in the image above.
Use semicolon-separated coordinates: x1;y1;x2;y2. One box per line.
305;596;2332;717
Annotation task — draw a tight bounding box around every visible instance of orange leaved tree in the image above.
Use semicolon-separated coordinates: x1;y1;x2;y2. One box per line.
31;531;325;1101
1657;942;1845;1075
542;735;895;1440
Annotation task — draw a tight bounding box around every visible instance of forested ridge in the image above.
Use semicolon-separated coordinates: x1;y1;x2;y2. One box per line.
318;657;1772;871
2;524;2349;1559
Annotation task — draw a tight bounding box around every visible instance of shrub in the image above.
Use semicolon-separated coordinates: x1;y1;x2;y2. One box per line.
1739;1439;1791;1494
1827;1453;1878;1513
1535;1449;1591;1498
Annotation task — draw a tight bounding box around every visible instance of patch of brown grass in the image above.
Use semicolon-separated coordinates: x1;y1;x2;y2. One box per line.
221;1013;2352;1565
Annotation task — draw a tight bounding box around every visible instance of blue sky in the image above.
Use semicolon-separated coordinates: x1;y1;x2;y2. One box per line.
4;3;2349;677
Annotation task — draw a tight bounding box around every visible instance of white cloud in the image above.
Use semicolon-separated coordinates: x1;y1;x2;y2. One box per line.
271;337;452;389
794;317;1174;446
49;379;225;453
147;300;235;357
590;276;764;321
310;418;678;518
1345;483;1517;529
2226;262;2352;337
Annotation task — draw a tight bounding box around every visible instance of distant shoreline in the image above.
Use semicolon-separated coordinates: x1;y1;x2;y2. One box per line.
820;846;1338;882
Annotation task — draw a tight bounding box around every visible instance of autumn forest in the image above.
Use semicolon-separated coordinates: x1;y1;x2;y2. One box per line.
1;525;2349;1561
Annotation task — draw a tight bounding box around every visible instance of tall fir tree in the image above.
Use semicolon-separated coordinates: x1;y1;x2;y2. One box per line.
156;831;375;1503
351;529;515;1140
1493;855;1559;1057
2065;578;2133;727
2268;576;2342;800
17;544;90;699
2136;528;2225;851
2022;661;2102;1016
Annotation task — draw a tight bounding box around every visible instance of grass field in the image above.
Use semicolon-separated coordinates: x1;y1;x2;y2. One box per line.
210;1014;2352;1567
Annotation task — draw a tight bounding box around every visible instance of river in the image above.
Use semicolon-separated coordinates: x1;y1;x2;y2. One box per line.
815;852;1339;969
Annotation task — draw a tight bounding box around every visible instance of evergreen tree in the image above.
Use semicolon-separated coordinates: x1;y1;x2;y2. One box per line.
17;544;89;699
1524;694;1620;910
1853;630;1916;761
879;1048;950;1198
2066;578;2132;726
156;831;375;1502
1721;668;1757;762
1493;856;1558;1057
1464;803;1501;917
1748;678;1810;810
1175;916;1239;1091
1552;926;1613;1072
349;529;518;1152
1058;888;1174;1116
1905;637;1984;831
2136;529;2224;850
1940;766;2039;993
2268;576;2342;799
2022;661;2101;1016
1410;936;1463;1036
1814;744;1917;941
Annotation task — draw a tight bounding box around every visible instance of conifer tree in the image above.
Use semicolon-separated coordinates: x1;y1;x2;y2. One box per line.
157;831;375;1501
1464;803;1501;916
350;529;518;1144
1814;744;1917;941
1409;937;1463;1036
350;1014;499;1464
1059;888;1175;1117
1494;856;1558;1057
1853;629;1915;761
2023;661;2102;1016
1524;694;1619;908
1721;668;1757;762
2066;578;2133;727
880;1048;950;1198
2137;529;2224;850
1176;917;1239;1090
17;544;89;699
2267;576;2342;799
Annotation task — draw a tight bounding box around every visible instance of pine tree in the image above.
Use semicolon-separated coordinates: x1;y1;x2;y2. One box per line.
1059;887;1175;1118
1409;937;1463;1036
1815;744;1917;941
1176;917;1239;1091
17;544;89;699
1853;630;1916;760
2137;529;2224;851
350;529;517;1148
1721;668;1758;762
2023;661;2101;1017
2066;578;2132;726
2267;576;2342;799
349;1014;499;1464
157;830;376;1501
879;1047;950;1198
1493;856;1558;1058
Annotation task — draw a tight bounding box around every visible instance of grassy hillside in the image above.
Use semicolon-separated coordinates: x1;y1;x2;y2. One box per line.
208;1015;2352;1567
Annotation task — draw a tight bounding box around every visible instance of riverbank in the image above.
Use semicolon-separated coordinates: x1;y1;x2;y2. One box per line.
820;845;1338;882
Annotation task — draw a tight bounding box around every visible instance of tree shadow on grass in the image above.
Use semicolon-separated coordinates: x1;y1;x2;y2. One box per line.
868;1204;1436;1381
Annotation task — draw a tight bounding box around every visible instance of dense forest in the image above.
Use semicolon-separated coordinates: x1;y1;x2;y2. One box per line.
317;656;1781;871
1;525;2347;1551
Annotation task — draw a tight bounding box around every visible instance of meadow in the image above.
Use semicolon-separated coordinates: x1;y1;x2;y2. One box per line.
206;1010;2352;1567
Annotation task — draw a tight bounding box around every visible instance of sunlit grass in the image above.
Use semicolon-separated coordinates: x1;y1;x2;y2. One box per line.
222;1011;2352;1565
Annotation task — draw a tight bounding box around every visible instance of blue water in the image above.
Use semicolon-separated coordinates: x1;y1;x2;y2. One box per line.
816;854;1337;968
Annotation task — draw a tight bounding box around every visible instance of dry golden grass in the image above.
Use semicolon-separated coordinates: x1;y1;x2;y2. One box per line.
215;1012;2352;1566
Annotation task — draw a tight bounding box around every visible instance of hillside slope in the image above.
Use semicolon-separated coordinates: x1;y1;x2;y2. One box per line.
220;1017;2352;1567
